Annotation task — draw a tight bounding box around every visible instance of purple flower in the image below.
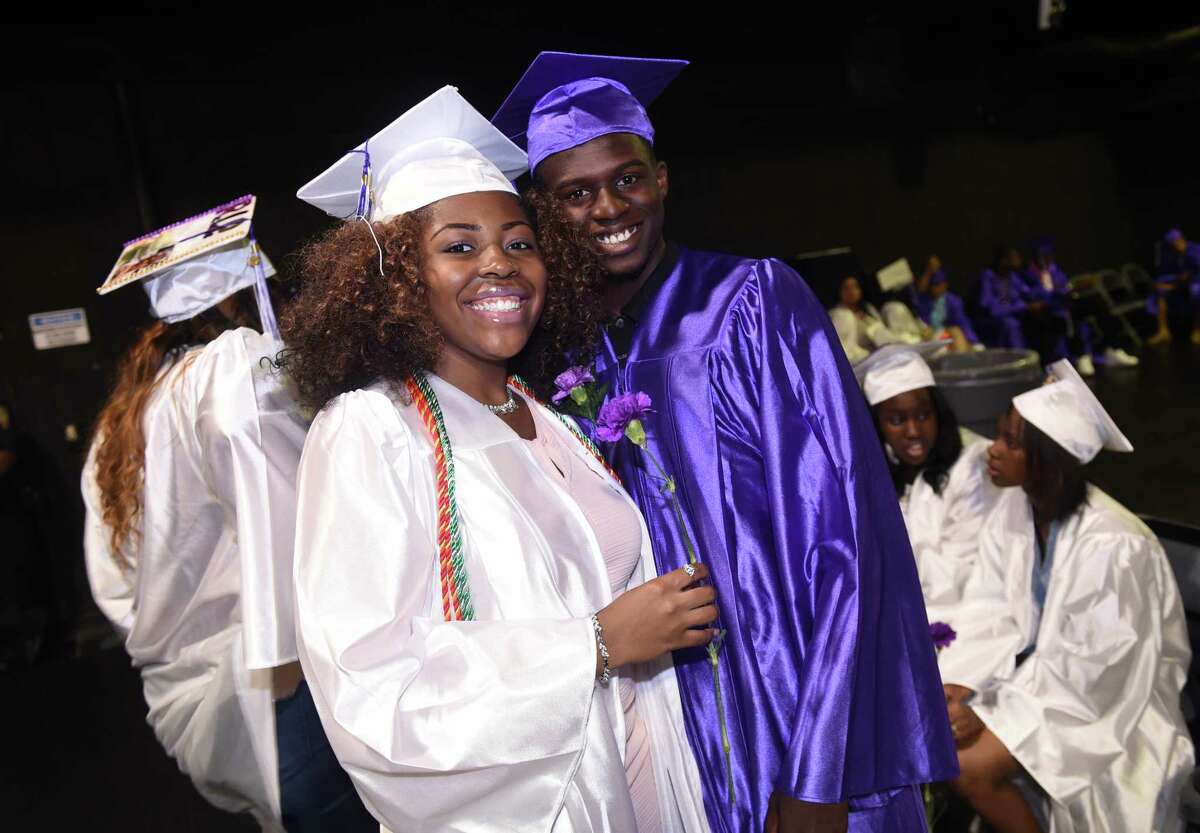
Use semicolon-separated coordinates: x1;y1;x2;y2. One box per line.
930;621;957;650
552;366;595;404
596;391;653;443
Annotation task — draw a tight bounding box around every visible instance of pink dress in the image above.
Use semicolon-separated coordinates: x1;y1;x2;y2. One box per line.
525;406;663;833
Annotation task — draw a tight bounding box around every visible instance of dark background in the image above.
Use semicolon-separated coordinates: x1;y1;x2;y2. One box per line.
2;1;1198;580
2;5;1199;829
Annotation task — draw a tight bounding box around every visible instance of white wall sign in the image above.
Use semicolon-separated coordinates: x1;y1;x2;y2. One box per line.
29;308;91;350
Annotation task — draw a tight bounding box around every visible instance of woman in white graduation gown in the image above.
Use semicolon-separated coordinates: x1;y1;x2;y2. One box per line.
828;274;924;363
83;233;375;832
937;359;1194;833
854;344;1000;628
282;87;715;833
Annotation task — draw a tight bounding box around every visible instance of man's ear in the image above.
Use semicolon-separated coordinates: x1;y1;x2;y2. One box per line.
656;160;669;202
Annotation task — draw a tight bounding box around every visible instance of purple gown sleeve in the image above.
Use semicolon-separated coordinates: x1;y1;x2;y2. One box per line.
945;293;980;344
714;260;956;803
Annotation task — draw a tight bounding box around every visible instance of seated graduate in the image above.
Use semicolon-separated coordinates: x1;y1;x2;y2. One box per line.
972;246;1034;349
1148;227;1200;346
283;86;716;833
829;273;922;363
914;255;982;352
83;207;375;833
939;360;1194;833
853;344;1000;630
1023;238;1139;374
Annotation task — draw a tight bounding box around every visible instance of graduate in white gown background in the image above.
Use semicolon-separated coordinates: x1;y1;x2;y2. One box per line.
937;360;1194;833
82;217;376;833
281;86;716;833
853;344;1000;630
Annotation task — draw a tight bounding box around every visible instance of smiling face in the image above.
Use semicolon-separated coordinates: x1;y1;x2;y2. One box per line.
877;388;939;468
419;191;547;375
534;132;668;279
987;408;1029;488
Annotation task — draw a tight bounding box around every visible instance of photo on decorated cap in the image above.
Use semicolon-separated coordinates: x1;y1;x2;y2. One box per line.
853;342;947;406
98;195;278;331
1012;358;1133;464
296;85;528;223
491;51;688;171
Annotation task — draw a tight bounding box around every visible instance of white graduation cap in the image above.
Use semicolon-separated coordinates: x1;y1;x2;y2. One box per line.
297;85;529;222
1013;359;1133;463
853;342;947;406
98;195;279;336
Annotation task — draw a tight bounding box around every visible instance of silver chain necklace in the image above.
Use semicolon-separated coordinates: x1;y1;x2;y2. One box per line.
483;387;519;416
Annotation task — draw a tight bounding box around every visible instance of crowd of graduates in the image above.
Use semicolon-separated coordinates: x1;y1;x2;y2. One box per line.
829;228;1200;374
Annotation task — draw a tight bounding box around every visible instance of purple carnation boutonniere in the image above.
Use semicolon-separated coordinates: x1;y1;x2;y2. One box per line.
930;621;957;652
923;621;957;826
552;365;606;421
595;389;736;807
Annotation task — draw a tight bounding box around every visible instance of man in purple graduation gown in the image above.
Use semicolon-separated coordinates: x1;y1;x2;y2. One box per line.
494;53;956;833
971;246;1032;348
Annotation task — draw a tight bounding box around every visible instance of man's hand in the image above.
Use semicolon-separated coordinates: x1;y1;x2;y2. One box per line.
764;792;848;833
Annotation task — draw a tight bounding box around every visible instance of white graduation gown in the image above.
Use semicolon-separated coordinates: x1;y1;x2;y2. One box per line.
292;375;711;833
829;302;920;364
899;428;1000;629
82;327;308;832
939;486;1194;833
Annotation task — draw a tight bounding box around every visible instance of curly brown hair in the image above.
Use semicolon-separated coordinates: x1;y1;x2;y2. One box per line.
279;193;606;411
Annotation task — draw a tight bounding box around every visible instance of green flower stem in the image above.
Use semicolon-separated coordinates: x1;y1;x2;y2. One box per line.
630;428;735;806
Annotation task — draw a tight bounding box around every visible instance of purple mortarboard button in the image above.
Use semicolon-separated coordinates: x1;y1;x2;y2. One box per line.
492;51;688;172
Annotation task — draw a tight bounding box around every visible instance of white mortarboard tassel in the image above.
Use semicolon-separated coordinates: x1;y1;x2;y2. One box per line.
142;239;276;324
1012;359;1133;463
853;342;947;406
296;86;528;222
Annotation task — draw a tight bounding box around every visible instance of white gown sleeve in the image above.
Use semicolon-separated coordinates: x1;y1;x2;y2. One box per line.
926;439;996;614
292;391;598;833
979;531;1164;793
192;328;308;669
828;306;869;363
937;492;1026;691
81;444;135;636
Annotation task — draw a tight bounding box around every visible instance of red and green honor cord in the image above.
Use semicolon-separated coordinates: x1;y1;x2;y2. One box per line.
405;372;620;622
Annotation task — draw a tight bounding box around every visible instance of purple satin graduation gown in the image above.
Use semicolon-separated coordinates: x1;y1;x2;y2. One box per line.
972;268;1029;348
594;246;957;833
915;290;979;344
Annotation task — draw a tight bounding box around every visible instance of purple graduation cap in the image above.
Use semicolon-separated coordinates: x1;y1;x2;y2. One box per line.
492;51;688;171
1165;228;1184;245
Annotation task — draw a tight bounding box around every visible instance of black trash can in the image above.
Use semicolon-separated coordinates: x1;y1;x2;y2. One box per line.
930;349;1043;438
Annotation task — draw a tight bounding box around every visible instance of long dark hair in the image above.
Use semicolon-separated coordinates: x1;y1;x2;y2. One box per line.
1019;410;1088;523
91;294;252;568
873;386;964;497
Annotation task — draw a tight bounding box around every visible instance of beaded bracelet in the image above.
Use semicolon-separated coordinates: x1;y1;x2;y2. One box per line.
590;614;612;686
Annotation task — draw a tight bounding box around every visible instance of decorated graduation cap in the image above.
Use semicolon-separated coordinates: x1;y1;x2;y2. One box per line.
492;51;688;172
1013;358;1133;464
297;85;527;223
853;342;947;406
98;194;279;338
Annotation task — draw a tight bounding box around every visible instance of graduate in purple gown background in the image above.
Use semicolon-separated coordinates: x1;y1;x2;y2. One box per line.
495;52;956;833
1148;228;1200;345
914;255;980;351
971;246;1033;349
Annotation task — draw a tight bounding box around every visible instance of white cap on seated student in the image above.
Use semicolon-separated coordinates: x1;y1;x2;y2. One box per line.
938;359;1192;833
854;344;999;626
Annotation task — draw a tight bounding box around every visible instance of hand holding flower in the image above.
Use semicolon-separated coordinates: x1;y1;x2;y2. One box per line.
596;563;718;670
